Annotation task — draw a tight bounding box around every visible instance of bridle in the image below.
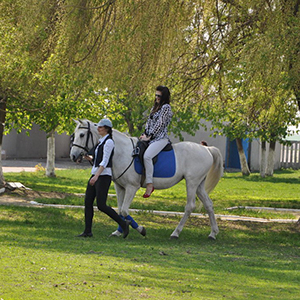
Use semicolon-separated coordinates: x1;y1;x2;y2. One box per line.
71;122;136;180
71;121;96;157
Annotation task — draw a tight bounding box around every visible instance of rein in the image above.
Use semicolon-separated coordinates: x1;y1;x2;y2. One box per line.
114;138;135;181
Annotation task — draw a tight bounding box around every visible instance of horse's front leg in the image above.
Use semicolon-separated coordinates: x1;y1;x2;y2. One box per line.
109;182;125;237
196;181;219;240
111;183;146;237
118;184;139;216
170;183;197;239
114;182;125;213
120;184;146;236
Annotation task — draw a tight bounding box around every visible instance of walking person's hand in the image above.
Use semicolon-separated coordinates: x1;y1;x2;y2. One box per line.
89;175;98;186
84;155;93;161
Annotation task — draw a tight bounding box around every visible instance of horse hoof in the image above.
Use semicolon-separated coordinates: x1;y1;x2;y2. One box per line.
208;235;216;240
109;233;119;237
109;230;122;237
170;235;179;240
140;227;146;236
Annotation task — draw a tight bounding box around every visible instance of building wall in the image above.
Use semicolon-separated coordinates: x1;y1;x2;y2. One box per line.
2;124;70;159
170;125;227;163
170;122;282;172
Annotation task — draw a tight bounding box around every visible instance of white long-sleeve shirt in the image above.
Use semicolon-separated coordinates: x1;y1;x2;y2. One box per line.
91;134;114;176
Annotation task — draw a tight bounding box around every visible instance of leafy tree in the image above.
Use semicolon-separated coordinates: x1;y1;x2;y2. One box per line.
87;0;201;138
0;0;44;186
172;0;300;175
0;0;115;181
5;0;300;184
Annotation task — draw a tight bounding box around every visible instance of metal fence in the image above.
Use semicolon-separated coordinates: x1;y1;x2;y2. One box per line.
280;142;300;169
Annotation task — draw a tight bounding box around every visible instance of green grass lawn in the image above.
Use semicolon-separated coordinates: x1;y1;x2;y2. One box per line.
1;169;300;299
0;205;299;300
4;168;300;220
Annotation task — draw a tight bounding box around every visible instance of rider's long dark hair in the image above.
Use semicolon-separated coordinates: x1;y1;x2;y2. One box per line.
150;85;171;116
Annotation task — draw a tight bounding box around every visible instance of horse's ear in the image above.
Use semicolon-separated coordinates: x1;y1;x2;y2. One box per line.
73;119;83;125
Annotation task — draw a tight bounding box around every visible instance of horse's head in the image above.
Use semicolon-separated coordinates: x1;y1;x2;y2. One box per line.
70;119;99;163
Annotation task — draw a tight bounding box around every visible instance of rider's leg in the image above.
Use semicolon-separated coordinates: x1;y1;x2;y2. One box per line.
143;139;169;195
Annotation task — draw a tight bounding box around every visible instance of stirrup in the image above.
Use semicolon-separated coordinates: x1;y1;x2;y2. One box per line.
132;147;140;157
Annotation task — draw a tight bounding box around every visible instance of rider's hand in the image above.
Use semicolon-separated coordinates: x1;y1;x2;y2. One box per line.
139;134;150;141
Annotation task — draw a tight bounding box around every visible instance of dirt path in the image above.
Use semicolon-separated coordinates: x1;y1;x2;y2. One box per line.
1;190;299;224
0;190;69;207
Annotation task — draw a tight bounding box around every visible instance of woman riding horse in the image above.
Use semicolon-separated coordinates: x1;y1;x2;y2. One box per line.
139;85;173;198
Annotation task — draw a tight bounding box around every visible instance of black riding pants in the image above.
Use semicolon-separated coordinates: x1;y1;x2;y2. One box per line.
84;175;126;234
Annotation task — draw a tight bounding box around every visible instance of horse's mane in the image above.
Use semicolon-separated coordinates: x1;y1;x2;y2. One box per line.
76;119;135;140
75;119;95;127
112;128;133;138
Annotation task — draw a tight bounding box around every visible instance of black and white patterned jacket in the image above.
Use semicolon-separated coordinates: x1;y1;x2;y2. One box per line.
144;104;173;144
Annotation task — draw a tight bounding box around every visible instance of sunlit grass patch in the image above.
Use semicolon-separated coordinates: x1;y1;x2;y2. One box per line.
4;169;300;220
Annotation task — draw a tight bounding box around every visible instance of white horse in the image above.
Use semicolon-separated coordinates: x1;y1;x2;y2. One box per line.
70;119;223;240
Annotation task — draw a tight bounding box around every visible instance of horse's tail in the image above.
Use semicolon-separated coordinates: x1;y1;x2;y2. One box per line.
205;146;223;194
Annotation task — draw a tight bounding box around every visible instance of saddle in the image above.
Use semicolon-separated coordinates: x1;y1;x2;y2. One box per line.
132;140;173;167
132;140;176;182
132;140;175;184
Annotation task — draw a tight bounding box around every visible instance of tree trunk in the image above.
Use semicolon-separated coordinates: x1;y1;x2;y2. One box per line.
266;141;276;176
46;130;56;177
260;140;267;177
236;138;251;176
0;144;5;192
0;97;7;188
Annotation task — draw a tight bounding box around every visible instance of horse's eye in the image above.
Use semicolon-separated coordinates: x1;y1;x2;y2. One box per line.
80;133;84;138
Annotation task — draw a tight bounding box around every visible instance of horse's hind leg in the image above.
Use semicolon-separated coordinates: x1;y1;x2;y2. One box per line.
170;183;197;239
196;181;219;240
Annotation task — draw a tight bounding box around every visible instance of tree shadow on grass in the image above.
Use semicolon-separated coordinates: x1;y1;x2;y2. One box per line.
1;205;300;293
1;205;299;246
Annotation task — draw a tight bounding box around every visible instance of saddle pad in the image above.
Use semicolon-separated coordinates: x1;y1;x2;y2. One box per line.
134;149;176;178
